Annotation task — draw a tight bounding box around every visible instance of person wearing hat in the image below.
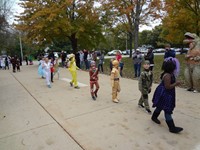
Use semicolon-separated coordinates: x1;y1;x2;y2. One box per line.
110;60;121;103
138;60;153;114
68;54;80;89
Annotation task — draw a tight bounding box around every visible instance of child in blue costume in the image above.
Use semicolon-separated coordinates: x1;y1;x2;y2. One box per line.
151;57;183;133
38;57;45;78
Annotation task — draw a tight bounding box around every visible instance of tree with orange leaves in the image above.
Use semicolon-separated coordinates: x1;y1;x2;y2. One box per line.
161;0;200;45
15;0;104;53
99;0;163;57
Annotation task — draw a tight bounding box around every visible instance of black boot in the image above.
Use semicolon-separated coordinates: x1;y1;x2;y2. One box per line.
166;120;183;133
151;111;161;124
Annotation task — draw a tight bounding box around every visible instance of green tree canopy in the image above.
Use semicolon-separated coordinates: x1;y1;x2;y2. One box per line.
99;0;163;57
15;0;104;53
161;0;200;44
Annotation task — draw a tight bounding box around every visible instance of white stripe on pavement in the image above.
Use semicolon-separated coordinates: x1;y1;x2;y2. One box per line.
60;78;88;87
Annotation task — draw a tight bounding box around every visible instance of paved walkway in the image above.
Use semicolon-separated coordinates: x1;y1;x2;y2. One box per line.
0;62;200;150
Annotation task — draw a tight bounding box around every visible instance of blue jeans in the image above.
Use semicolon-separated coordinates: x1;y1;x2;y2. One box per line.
84;60;89;70
134;63;141;77
154;107;173;121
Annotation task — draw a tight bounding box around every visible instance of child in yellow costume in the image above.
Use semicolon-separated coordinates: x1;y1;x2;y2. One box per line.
110;60;121;103
68;54;80;89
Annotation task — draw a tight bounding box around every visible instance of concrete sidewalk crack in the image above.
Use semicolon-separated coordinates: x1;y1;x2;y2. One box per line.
10;72;86;150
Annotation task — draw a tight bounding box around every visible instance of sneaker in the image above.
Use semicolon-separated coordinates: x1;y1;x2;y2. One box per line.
113;99;119;103
70;82;73;87
94;92;98;98
74;86;80;89
145;109;152;114
92;96;96;100
186;88;194;91
48;85;51;88
193;90;198;93
138;104;144;108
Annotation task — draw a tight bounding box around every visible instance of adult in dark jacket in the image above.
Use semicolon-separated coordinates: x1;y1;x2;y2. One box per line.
144;48;154;71
164;44;176;59
75;52;80;68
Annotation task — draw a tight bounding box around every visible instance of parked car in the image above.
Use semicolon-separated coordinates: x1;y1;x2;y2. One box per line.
107;50;122;56
138;48;148;54
172;48;181;52
95;50;101;56
154;48;165;53
122;50;128;55
180;48;189;54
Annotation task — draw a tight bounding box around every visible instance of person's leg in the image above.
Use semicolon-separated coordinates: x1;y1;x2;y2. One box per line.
57;69;60;79
46;72;51;88
94;81;99;97
73;71;79;88
70;71;74;86
143;94;150;109
151;107;162;124
138;93;144;107
149;66;153;71
90;82;95;100
138;64;141;77
134;64;137;77
98;64;100;72
13;64;16;72
51;72;53;82
165;112;183;133
120;68;123;77
101;64;104;73
112;82;118;103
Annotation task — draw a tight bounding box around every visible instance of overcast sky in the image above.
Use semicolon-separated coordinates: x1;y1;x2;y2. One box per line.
9;0;22;23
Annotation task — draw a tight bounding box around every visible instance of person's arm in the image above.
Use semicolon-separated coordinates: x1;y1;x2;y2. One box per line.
76;65;80;70
89;69;92;79
110;69;115;87
163;73;180;89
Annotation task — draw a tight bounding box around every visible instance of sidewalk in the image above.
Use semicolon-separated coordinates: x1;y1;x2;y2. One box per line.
0;63;200;150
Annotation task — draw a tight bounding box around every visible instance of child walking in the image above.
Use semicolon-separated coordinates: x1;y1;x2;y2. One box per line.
110;60;120;103
68;54;80;89
138;60;153;114
43;57;51;88
53;57;60;80
151;57;183;133
50;58;54;83
89;61;99;100
38;57;45;78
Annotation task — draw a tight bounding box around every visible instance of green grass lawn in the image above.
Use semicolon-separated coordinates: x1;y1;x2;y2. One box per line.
102;54;187;88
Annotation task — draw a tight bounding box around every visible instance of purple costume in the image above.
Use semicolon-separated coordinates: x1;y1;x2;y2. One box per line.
152;73;176;114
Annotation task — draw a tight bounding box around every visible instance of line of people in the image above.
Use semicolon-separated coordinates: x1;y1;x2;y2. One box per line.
37;47;183;134
38;56;59;88
0;55;22;72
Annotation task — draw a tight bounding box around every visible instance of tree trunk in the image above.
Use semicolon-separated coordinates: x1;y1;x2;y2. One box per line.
129;31;133;58
133;0;141;51
70;33;78;54
134;19;139;51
